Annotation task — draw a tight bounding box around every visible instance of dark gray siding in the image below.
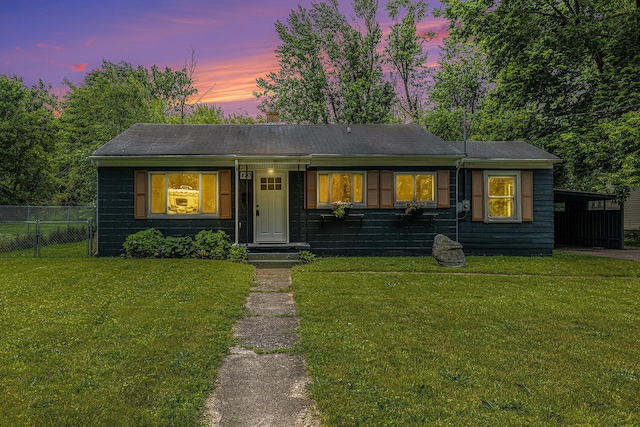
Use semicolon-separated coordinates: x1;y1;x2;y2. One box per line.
296;167;457;256
96;167;234;256
97;166;555;257
458;169;555;256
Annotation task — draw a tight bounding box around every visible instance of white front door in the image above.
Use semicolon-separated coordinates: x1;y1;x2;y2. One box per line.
255;172;288;243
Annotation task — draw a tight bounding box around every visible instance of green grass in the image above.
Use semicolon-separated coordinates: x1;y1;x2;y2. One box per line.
293;253;640;426
0;241;91;258
0;256;253;426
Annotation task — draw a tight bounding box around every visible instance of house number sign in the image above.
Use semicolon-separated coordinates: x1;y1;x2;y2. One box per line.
240;171;252;179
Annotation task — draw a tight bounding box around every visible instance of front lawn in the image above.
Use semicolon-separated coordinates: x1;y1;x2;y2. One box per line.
293;253;640;426
0;257;253;426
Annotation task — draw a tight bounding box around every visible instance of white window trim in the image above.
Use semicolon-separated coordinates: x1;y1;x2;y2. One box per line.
393;172;437;208
484;170;521;223
316;171;367;208
148;171;219;218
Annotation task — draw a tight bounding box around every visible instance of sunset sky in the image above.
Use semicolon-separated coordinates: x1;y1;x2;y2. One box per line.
1;0;448;115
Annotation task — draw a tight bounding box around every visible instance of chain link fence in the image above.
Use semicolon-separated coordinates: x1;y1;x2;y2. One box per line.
0;206;96;257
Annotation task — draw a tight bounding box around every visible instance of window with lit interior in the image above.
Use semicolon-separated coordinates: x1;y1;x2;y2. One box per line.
394;173;436;207
317;172;364;206
485;171;520;222
149;172;217;216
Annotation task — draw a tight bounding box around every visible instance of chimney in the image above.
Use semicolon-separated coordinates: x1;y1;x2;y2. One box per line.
266;111;279;124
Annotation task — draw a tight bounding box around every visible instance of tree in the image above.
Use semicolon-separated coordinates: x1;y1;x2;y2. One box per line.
421;37;490;140
429;38;489;115
0;76;58;204
184;104;261;124
151;48;204;123
384;0;431;120
0;75;58;204
255;5;332;123
256;0;396;124
438;0;640;197
55;61;160;204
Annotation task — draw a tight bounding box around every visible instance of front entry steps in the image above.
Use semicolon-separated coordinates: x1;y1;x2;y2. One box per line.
246;243;311;268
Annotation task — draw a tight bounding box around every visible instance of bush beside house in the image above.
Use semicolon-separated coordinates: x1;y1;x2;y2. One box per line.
123;229;248;262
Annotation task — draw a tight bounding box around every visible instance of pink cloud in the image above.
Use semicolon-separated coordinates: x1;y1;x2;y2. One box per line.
86;38;95;46
194;51;280;105
15;46;21;51
36;42;65;51
72;63;88;72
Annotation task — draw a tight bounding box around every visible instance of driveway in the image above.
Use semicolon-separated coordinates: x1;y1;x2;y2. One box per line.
556;246;640;262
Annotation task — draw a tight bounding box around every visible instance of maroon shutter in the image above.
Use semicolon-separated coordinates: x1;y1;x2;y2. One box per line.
134;170;147;219
305;170;317;209
218;170;232;219
380;170;394;209
472;170;484;222
521;171;534;222
367;171;379;208
436;170;450;208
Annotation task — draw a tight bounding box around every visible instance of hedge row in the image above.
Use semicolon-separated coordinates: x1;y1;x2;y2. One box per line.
122;229;247;262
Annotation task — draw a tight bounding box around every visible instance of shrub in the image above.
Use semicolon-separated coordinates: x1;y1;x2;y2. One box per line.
299;250;316;264
228;245;249;263
160;236;195;258
123;228;164;258
194;230;231;260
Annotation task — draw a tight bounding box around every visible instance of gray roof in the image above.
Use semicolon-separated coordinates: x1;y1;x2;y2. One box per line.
91;123;462;157
452;141;561;161
91;124;561;168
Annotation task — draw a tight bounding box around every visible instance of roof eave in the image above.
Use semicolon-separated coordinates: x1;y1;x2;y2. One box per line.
461;158;562;169
90;154;239;168
309;154;463;167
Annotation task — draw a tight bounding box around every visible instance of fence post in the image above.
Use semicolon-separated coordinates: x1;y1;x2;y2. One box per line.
33;220;41;258
87;218;93;257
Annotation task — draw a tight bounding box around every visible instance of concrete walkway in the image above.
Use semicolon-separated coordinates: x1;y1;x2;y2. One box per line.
203;269;319;427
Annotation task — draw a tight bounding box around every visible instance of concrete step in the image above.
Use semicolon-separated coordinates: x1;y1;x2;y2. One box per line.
248;252;300;268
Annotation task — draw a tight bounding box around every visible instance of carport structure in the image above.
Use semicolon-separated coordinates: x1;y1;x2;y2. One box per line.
554;189;623;249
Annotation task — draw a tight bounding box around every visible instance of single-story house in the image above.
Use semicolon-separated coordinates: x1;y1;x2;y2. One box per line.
90;123;561;257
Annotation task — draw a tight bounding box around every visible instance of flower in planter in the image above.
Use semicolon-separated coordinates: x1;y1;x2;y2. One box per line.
405;202;428;215
332;201;353;218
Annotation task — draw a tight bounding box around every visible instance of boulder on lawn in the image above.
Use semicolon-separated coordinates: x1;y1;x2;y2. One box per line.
432;234;466;267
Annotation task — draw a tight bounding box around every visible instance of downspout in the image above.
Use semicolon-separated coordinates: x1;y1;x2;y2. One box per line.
245;164;249;245
234;159;239;245
455;156;467;243
305;165;309;244
455;159;461;242
297;164;301;242
95;162;99;256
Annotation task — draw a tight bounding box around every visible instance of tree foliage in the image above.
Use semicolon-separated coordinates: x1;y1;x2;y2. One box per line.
182;104;261;124
55;59;213;204
256;0;412;124
0;75;58;204
384;0;431;120
56;61;163;204
421;37;490;140
436;0;640;198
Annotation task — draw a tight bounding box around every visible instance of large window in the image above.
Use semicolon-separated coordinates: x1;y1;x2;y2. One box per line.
318;172;365;206
394;173;436;207
485;171;520;222
149;172;217;216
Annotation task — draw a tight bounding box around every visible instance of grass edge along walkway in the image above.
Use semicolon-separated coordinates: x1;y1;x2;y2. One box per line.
293;253;640;426
0;257;253;426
